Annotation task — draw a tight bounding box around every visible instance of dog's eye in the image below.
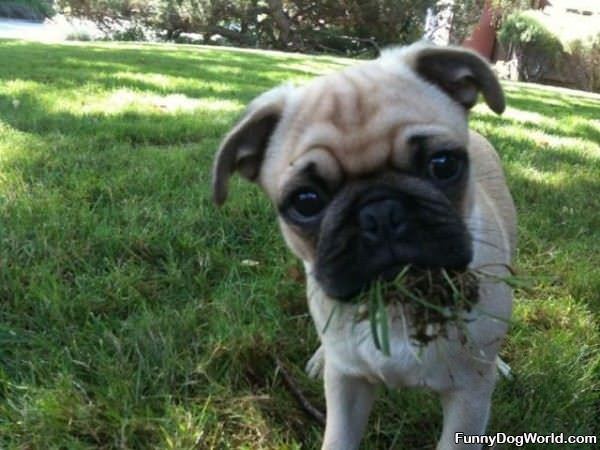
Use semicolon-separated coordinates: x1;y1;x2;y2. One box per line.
290;189;325;218
427;152;464;182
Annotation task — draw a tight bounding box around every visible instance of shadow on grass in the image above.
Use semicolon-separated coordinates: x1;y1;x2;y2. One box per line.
0;40;339;93
474;112;600;146
0;92;230;146
0;41;346;146
504;84;600;118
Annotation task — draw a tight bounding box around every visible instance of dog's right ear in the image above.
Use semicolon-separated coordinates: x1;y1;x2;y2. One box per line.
212;85;291;205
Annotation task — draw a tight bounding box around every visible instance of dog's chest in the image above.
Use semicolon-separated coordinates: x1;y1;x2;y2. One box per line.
306;275;475;391
331;321;443;389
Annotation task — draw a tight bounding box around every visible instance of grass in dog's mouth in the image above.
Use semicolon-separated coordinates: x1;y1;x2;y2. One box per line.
355;266;525;353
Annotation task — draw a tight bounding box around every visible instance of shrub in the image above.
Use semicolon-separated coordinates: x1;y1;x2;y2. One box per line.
111;23;148;41
0;0;55;21
566;33;600;93
498;12;563;82
56;0;436;55
66;30;93;41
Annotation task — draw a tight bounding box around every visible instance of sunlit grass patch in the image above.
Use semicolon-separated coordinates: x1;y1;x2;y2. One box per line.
87;90;243;115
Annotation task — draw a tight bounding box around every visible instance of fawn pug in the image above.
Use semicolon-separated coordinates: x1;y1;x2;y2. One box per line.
213;42;516;450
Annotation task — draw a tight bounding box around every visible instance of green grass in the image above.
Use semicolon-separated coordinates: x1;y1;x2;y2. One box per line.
0;40;598;449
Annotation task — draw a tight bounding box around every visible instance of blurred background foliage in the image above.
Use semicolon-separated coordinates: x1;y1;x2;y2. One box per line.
1;0;501;55
0;1;540;57
53;0;437;54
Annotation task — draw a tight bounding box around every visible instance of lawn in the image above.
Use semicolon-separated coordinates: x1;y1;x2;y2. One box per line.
0;40;598;449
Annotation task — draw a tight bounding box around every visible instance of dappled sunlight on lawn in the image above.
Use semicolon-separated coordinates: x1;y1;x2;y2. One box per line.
472;118;598;159
508;163;590;187
92;90;243;115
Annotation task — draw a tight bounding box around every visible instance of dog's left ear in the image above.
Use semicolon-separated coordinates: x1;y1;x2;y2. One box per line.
410;44;505;114
212;85;291;205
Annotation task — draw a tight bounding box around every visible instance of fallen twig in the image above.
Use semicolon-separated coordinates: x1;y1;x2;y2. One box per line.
275;356;325;427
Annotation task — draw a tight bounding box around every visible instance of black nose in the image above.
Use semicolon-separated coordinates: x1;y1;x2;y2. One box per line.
359;199;408;244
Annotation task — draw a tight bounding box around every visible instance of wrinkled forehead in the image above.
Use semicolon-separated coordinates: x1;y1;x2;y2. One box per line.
261;60;469;198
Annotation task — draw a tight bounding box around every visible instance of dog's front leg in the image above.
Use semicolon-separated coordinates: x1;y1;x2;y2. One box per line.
322;362;376;450
436;370;496;450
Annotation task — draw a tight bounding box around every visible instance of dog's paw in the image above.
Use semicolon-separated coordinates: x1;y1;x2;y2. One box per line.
305;346;324;379
496;356;513;380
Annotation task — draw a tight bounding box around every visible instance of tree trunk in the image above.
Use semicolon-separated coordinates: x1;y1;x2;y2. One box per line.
266;0;293;48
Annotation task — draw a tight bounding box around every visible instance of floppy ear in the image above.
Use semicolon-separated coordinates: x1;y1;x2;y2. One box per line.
412;45;505;114
212;85;290;205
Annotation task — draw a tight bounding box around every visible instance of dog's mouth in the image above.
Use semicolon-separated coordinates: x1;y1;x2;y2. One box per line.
353;265;480;344
379;263;406;282
366;263;474;300
317;252;472;302
312;174;474;303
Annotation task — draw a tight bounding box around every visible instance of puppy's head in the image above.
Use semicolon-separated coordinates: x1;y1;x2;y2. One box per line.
213;43;504;300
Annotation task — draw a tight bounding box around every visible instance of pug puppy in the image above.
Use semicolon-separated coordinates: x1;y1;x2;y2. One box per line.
212;42;516;450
